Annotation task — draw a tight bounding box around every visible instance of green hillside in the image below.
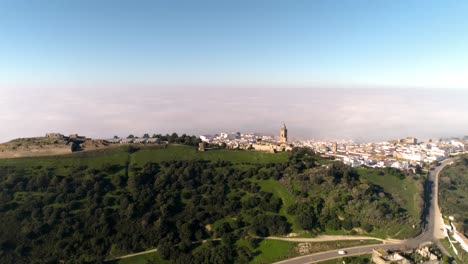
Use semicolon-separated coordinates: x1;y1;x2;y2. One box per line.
0;144;288;168
0;146;423;264
439;155;468;237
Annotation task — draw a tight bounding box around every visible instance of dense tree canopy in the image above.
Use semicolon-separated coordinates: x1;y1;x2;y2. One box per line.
0;147;418;263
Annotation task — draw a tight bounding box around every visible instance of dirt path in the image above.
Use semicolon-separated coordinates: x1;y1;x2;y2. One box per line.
109;248;158;261
266;235;404;244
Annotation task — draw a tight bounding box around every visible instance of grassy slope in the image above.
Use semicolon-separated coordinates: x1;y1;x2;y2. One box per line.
250;239;296;264
438;157;468;235
1;146;423;262
0;146;129;175
0;145;289;263
440;238;467;263
357;168;422;219
257;179;299;232
0;145;288;172
357;167;422;238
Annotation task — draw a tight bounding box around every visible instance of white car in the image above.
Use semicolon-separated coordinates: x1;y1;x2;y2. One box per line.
338;250;347;255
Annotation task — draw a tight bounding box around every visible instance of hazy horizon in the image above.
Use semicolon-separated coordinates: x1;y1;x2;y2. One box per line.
1;86;467;143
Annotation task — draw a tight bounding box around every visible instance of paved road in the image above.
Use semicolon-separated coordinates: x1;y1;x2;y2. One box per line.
275;243;406;264
274;158;455;264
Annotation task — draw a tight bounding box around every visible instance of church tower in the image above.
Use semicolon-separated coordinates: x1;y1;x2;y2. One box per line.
280;123;288;144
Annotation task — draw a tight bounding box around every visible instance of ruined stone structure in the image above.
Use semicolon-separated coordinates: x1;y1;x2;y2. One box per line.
46;133;64;139
198;142;205;152
0;133;110;158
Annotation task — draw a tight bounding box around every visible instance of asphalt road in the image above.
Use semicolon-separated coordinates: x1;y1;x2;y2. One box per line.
275;243;406;264
274;158;455;264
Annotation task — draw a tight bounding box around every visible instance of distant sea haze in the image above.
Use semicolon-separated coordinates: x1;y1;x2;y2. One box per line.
1;86;467;143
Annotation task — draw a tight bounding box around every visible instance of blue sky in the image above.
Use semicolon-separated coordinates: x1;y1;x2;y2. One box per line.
1;0;468;88
1;1;468;142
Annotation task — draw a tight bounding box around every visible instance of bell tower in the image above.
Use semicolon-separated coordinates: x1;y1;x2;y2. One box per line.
280;123;288;144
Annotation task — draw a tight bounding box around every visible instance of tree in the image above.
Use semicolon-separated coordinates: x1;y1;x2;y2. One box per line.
342;219;353;230
158;239;173;259
235;246;253;264
169;133;179;143
111;175;123;187
296;211;317;230
362;223;373;233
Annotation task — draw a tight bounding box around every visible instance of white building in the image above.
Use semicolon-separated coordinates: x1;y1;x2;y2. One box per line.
120;138;134;144
200;135;214;142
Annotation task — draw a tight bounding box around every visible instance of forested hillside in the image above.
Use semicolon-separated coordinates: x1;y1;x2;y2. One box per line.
439;155;468;237
0;146;423;263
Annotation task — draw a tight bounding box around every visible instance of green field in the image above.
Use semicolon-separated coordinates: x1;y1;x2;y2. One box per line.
0;145;288;170
250;239;296;264
357;167;423;238
0;145;288;179
113;251;171;264
357;167;423;220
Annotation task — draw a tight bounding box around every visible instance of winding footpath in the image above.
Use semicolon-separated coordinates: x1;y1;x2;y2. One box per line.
274;158;455;264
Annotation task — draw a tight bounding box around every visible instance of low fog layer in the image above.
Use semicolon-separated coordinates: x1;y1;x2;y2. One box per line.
1;87;467;143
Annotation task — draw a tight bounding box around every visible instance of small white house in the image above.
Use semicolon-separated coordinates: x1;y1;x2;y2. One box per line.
120;138;134;144
106;138;121;144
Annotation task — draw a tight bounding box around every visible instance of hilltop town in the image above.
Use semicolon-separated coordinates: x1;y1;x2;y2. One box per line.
298;136;467;170
1;125;467;169
198;126;467;171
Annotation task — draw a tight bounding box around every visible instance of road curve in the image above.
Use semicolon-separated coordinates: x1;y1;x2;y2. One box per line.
274;158;455;264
